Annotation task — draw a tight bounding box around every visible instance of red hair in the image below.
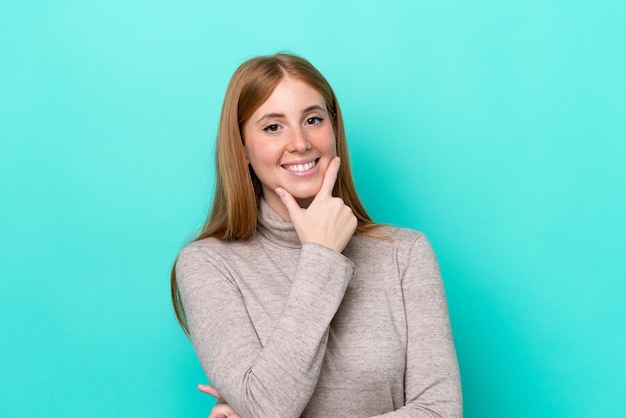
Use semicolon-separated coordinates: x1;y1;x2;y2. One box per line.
171;53;377;334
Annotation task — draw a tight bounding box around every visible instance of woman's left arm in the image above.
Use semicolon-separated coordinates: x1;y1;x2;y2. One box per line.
373;233;462;418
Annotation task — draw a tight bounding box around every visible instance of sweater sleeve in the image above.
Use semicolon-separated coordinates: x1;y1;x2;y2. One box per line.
176;241;355;418
373;234;463;418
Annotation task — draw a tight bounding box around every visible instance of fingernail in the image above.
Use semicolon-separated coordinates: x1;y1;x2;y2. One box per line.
275;188;284;197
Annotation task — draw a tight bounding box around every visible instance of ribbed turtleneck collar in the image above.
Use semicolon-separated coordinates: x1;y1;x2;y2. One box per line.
257;199;301;249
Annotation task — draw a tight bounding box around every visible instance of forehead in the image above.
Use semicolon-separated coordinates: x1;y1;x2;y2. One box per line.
253;77;327;114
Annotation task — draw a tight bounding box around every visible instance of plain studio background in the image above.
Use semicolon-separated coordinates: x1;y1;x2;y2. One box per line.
1;1;624;417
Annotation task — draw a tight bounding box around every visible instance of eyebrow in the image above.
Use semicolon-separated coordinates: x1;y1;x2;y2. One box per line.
256;105;327;124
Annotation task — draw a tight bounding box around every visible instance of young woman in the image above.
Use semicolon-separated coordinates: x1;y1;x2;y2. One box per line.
172;53;462;418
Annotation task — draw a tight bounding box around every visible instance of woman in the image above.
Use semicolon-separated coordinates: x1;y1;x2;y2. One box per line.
172;53;462;418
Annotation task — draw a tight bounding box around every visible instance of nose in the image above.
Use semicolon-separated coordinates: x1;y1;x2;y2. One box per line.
288;127;311;152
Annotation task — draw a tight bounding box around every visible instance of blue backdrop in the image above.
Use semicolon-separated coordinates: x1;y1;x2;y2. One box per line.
1;1;624;417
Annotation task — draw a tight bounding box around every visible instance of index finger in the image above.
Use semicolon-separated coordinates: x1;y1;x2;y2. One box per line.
198;384;223;400
317;156;340;197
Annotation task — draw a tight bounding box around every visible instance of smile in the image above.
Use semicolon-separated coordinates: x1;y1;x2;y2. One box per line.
282;159;318;173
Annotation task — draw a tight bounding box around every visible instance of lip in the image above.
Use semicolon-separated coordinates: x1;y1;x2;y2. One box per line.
281;157;320;176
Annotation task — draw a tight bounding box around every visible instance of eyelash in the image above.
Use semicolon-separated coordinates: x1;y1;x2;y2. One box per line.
262;117;324;133
306;116;323;125
263;124;280;133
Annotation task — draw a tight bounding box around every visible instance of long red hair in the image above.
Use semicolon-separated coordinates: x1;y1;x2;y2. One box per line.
171;53;377;334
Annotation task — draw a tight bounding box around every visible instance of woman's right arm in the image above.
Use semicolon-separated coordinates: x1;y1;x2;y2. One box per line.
176;242;354;418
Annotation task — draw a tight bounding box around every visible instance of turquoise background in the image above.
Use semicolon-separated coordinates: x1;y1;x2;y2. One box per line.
1;0;624;416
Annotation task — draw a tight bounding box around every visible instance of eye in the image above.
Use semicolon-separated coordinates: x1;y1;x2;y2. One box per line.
306;116;323;125
263;124;280;133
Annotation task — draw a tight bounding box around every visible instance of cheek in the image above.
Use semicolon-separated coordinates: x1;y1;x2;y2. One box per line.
325;129;338;155
311;125;336;152
246;143;282;168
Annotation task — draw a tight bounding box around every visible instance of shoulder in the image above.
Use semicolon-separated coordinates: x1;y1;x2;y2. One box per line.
178;237;228;256
175;237;258;278
352;225;426;252
177;238;224;265
349;225;437;273
179;236;257;258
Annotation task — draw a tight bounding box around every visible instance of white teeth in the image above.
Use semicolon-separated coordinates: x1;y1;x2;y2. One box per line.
284;160;316;172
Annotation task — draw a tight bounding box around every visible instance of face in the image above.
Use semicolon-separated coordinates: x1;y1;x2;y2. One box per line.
242;77;337;219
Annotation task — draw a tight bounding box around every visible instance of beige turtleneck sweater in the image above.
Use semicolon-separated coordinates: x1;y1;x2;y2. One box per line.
175;201;462;417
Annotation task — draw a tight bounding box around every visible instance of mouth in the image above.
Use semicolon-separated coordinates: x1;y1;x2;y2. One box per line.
281;158;319;173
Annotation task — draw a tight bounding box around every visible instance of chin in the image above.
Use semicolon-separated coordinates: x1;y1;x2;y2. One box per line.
288;188;320;200
283;182;321;200
290;193;316;202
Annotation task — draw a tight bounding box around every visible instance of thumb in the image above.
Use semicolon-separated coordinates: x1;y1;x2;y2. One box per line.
209;404;236;418
275;187;301;219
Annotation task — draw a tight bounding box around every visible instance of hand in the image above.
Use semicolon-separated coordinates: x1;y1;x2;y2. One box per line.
276;157;357;253
198;384;241;418
208;403;240;418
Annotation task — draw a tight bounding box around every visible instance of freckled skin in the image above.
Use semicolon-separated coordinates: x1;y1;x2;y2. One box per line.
242;77;337;220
